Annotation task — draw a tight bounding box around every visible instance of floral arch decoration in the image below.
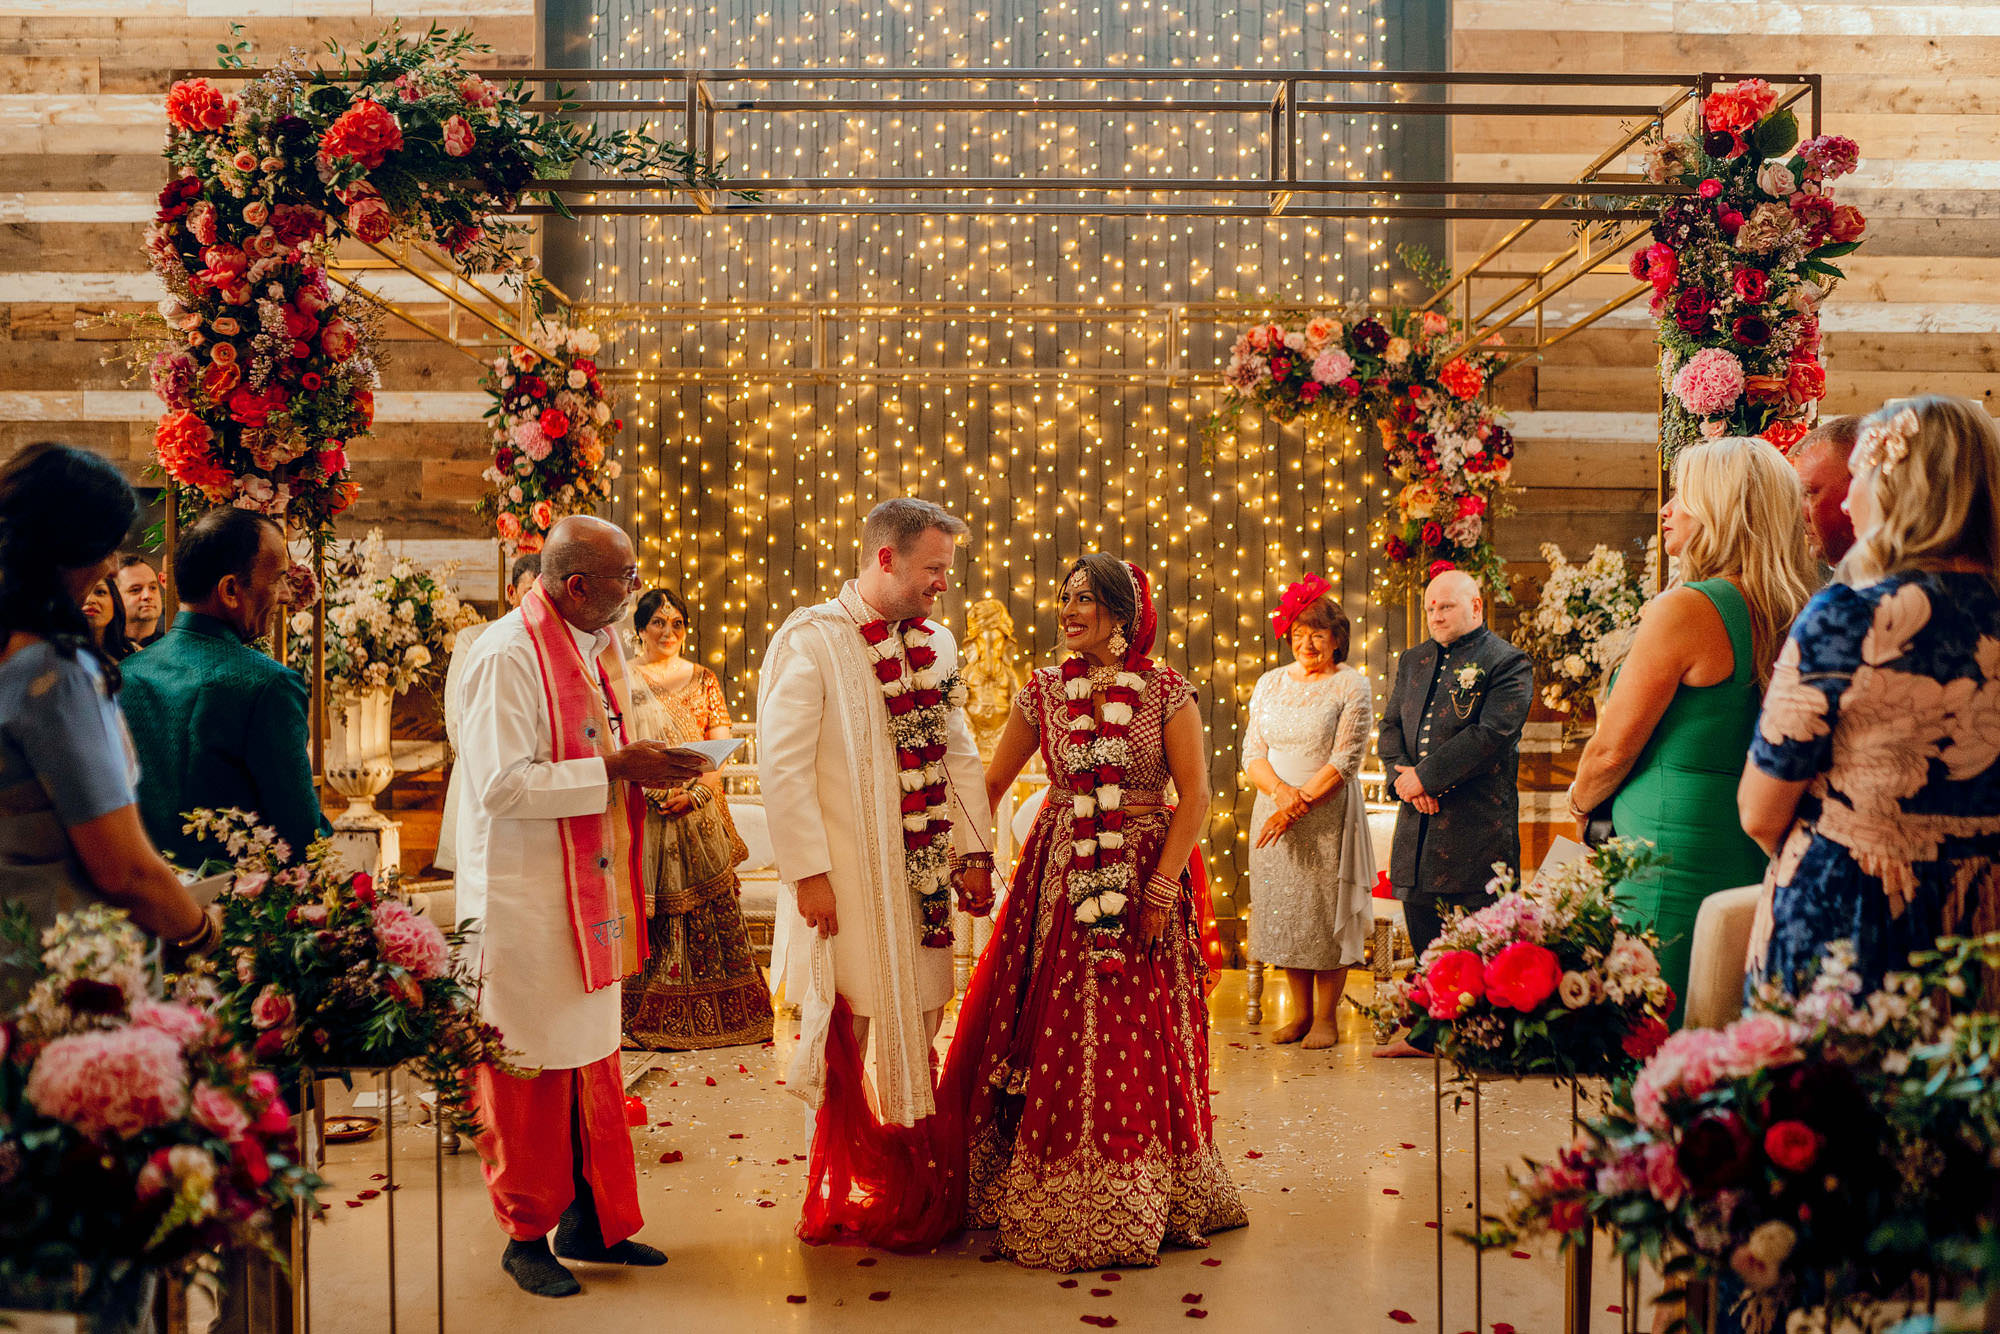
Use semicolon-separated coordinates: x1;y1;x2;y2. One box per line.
1216;307;1515;596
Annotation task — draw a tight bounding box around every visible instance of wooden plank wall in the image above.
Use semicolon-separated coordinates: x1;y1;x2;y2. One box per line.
0;3;538;537
1450;1;1998;589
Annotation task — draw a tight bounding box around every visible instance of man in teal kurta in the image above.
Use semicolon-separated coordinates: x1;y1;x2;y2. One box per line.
121;507;328;866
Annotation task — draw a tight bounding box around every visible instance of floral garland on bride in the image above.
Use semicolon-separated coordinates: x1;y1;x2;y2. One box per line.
857;618;961;948
1061;657;1144;973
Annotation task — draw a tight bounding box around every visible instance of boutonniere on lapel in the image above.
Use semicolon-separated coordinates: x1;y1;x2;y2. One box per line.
1449;662;1484;718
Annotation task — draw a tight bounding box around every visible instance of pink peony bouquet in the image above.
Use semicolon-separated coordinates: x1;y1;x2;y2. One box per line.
0;906;318;1316
1487;935;2000;1332
180;809;509;1132
1634;78;1866;457
1216;303;1516;597
477;323;623;553
1365;840;1673;1080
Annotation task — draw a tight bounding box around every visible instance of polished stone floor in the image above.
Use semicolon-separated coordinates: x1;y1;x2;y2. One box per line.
308;973;1652;1332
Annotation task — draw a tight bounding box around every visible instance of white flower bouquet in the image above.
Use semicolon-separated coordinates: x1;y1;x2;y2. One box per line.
286;529;481;700
1521;541;1652;723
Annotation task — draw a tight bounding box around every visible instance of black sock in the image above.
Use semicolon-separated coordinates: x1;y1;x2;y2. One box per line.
551;1103;667;1266
501;1237;581;1298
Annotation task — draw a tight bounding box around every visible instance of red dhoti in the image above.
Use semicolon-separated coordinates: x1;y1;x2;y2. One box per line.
471;1055;643;1244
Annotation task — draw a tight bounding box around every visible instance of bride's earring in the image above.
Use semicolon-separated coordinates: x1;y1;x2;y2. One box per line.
1109;626;1129;658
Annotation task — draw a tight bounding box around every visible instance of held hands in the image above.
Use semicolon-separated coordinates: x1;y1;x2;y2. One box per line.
1271;781;1306;814
953;865;995;917
795;873;838;937
1394;765;1439;815
606;740;707;789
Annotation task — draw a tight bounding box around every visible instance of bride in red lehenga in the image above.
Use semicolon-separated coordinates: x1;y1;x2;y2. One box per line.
938;553;1247;1271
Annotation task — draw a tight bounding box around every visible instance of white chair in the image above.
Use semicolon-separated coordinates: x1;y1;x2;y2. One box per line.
1682;883;1764;1029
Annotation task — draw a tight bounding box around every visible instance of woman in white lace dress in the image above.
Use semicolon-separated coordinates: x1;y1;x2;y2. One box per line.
1243;578;1376;1047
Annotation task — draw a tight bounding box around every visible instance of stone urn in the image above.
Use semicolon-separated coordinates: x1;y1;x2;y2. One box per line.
325;686;401;875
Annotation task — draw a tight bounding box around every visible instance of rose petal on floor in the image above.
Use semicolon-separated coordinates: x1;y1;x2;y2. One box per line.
658;1150;683;1164
1243;1150;1263;1159
1383;1188;1399;1195
1400;1142;1416;1149
857;1258;878;1268
786;1295;806;1305
1200;1259;1222;1267
1493;1323;1517;1333
1100;1274;1120;1282
756;1200;776;1208
1058;1279;1079;1289
1186;1311;1207;1320
1181;1294;1202;1305
356;1189;380;1200
868;1292;890;1302
1510;1251;1530;1260
1388;1312;1416;1325
1080;1317;1117;1328
1090;1289;1111;1297
704;1076;717;1086
728;1133;745;1139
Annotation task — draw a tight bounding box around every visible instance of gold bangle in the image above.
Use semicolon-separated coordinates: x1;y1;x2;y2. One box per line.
170;914;214;952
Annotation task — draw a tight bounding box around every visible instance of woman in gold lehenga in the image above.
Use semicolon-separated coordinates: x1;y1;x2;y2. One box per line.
621;587;773;1050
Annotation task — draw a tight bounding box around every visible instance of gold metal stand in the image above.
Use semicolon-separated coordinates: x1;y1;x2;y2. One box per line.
290;1066;449;1334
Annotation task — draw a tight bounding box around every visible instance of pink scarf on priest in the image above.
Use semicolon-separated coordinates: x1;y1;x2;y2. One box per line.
520;581;647;991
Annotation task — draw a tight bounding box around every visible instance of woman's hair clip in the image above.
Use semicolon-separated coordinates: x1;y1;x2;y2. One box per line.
1855;405;1920;477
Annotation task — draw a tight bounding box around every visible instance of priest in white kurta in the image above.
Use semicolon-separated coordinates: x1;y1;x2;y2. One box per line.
454;517;700;1299
759;499;997;1136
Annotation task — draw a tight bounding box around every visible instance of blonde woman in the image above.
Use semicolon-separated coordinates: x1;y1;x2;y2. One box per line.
1741;396;2000;1000
1567;436;1817;1024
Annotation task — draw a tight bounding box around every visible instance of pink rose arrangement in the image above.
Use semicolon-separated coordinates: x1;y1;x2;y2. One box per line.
1;906;318;1308
1635;79;1865;456
179;808;511;1134
1367;840;1673;1080
479;323;623;553
1486;936;2000;1332
1216;302;1515;597
147;26;723;534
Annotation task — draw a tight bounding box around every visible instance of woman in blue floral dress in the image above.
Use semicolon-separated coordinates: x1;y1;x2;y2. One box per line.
1741;395;2000;999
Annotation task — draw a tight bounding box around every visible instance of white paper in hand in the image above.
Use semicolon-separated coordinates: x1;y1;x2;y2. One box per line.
668;737;744;772
1528;835;1589;890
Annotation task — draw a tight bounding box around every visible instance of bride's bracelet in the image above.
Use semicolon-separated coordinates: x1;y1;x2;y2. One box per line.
1144;872;1181;909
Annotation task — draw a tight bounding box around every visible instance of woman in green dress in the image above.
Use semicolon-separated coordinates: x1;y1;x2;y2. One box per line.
1566;437;1818;1026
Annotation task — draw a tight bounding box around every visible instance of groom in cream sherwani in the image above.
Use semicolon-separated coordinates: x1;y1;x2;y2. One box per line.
758;498;997;1133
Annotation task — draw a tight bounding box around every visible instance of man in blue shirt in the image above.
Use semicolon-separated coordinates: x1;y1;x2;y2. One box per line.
122;507;329;866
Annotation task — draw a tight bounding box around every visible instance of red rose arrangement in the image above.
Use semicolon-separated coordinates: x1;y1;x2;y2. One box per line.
478;324;623;553
854;619;961;949
1637;78;1866;456
1217;305;1514;597
1490;934;2000;1332
147;26;725;533
1366;839;1673;1081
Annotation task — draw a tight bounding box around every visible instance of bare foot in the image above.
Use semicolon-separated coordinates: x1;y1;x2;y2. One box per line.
1300;1022;1340;1050
1371;1037;1428;1059
1270;1017;1311;1044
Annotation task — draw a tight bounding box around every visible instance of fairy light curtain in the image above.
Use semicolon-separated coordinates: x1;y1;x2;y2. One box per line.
564;0;1423;939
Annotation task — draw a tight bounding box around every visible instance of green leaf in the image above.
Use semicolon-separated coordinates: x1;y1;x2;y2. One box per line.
1753;109;1800;160
1804;259;1847;280
1812;240;1862;259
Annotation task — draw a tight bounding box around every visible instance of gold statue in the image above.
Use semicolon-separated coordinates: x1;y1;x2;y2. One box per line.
961;597;1027;763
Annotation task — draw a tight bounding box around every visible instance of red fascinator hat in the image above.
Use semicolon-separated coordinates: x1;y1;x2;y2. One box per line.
1271;573;1331;638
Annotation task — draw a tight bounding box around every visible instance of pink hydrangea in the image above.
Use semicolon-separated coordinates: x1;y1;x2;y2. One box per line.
1310;348;1354;385
191;1080;250;1139
25;1026;189;1140
1670;347;1746;417
1799;134;1860;179
128;999;211;1047
1721;1011;1801;1071
510;417;553;462
373;900;450;980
